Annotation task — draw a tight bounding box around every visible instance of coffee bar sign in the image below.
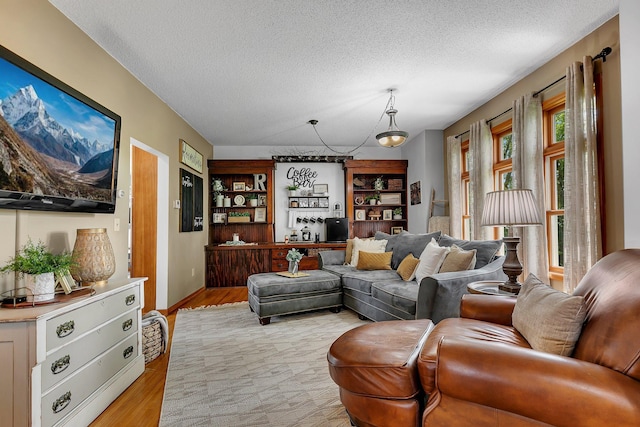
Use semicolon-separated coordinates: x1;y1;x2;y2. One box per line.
286;166;318;190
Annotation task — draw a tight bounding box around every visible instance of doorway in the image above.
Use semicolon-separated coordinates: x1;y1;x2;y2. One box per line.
130;138;169;312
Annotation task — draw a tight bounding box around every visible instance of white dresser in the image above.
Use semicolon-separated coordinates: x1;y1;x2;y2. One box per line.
0;278;146;427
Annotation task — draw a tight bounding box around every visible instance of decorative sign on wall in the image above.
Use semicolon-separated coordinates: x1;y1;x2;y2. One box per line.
286;166;318;190
180;168;203;232
179;139;203;173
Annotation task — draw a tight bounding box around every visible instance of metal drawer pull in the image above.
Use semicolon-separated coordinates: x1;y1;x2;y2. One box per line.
51;355;71;375
122;318;133;331
123;345;134;359
125;294;136;306
56;320;75;338
52;391;72;414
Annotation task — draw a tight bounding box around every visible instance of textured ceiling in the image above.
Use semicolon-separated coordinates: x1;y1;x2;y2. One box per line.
49;0;619;149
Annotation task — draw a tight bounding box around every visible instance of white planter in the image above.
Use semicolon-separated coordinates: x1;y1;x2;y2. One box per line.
369;199;377;205
249;199;258;207
25;272;56;302
288;190;297;197
393;214;402;220
216;194;224;207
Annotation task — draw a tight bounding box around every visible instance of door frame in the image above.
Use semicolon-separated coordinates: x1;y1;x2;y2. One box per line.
130;137;169;310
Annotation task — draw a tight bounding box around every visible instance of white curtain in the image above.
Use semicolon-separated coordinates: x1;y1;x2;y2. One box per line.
469;120;494;240
512;93;549;283
564;57;602;292
446;135;462;238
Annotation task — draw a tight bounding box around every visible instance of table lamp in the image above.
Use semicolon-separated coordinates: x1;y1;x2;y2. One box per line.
481;189;542;294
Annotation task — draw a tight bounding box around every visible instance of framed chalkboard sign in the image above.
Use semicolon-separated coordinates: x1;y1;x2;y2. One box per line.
180;168;203;232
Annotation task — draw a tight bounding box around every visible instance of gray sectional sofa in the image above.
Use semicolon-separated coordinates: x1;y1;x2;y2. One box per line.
319;231;507;323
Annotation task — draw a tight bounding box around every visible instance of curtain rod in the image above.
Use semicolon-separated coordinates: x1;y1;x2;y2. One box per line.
454;46;612;139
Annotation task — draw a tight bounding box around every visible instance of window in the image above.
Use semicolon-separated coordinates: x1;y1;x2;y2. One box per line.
543;94;565;278
492;120;513;238
461;140;470;240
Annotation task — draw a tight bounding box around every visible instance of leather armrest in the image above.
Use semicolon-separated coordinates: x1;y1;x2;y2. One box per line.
459;294;516;326
432;337;640;426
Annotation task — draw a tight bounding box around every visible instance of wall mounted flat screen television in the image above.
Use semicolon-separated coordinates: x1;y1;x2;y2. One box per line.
0;45;121;214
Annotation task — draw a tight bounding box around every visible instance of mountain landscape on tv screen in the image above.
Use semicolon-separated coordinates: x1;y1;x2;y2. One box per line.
0;85;114;202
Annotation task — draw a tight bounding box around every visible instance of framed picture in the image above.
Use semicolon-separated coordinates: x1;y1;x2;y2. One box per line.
410;181;422;205
383;209;393;220
179;139;203;173
258;194;267;206
355;209;366;221
254;207;266;222
232;182;246;191
391;226;404;235
213;212;226;223
313;183;329;194
56;270;76;294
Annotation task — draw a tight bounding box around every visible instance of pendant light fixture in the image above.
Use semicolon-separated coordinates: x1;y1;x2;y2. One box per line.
307;88;409;154
376;89;409;148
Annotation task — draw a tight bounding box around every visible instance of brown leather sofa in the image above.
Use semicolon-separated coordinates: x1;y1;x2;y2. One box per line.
328;249;640;426
419;249;640;426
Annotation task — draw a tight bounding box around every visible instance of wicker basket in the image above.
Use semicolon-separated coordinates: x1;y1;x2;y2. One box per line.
142;319;163;364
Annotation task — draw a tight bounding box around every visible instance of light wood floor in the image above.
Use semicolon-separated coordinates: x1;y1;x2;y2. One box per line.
90;287;248;427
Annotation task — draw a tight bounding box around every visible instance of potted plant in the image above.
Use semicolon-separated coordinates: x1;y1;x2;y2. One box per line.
212;177;226;207
0;239;74;302
228;211;251;223
365;194;380;205
246;193;259;207
393;207;403;220
286;184;299;196
286;248;303;275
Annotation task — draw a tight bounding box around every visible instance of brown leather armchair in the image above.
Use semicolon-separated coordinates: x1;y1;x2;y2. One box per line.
418;249;640;426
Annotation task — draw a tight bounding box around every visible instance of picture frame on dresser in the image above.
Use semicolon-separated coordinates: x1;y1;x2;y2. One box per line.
213;212;226;223
383;209;393;220
232;182;246;191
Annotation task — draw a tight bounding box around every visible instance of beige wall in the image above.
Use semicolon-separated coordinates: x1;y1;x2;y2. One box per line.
443;15;623;255
0;0;213;307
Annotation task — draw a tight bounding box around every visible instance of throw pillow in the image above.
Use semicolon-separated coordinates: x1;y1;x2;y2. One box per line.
439;244;477;273
512;274;586;357
396;253;420;281
350;237;388;267
344;239;354;265
391;231;442;270
414;238;451;284
438;234;502;268
357;251;392;270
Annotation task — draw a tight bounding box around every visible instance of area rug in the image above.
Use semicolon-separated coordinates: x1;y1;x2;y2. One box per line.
159;302;367;426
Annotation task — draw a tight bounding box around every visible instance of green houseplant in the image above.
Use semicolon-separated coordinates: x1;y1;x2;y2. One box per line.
393;207;403;219
1;239;74;302
286;184;299;196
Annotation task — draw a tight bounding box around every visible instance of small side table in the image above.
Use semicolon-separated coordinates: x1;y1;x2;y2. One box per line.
467;280;518;296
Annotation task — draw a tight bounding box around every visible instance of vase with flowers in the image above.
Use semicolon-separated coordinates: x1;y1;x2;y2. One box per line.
286;248;303;275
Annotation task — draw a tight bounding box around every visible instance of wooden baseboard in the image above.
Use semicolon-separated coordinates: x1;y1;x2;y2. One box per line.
168;287;206;314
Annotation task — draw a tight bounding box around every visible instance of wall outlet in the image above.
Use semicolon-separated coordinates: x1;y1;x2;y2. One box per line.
114;218;120;232
191;268;195;277
173;200;181;209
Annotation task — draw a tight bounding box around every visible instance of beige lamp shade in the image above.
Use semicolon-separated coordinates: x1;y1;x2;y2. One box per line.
70;228;116;286
481;189;542;227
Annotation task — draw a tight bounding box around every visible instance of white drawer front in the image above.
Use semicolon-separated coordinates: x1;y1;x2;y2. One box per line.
45;286;140;351
42;309;139;391
41;333;138;427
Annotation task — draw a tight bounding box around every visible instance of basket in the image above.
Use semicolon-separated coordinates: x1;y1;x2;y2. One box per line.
142;319;163;364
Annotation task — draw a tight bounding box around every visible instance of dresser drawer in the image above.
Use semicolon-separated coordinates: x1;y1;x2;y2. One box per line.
45;286;140;351
42;309;138;391
41;333;138;427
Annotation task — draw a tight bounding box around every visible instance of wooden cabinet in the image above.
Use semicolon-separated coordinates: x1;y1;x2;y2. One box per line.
0;278;145;427
208;159;276;244
205;243;346;287
344;159;408;238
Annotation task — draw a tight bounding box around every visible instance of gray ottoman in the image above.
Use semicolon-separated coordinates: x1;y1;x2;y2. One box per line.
247;270;342;325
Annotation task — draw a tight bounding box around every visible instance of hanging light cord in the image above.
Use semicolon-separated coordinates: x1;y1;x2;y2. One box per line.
308;92;394;154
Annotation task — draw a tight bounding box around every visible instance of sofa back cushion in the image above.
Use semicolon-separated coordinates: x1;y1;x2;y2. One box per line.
375;230;408;255
438;234;502;268
572;249;640;381
390;231;442;269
